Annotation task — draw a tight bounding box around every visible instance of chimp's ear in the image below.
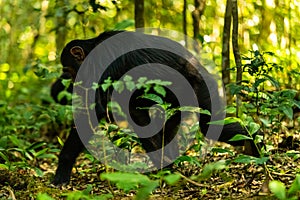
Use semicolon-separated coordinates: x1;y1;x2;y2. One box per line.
70;46;85;63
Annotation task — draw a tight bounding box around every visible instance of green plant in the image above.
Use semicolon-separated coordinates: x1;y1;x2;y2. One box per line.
37;185;113;200
101;172;159;200
228;50;299;152
0;135;58;176
96;75;212;168
269;174;300;200
0;64;73;179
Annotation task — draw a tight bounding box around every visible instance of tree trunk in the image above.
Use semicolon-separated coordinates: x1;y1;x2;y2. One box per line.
221;0;232;98
183;0;188;47
134;0;145;29
192;0;206;53
232;0;242;117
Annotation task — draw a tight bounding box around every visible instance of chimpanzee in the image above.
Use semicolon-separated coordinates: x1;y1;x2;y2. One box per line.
50;31;259;185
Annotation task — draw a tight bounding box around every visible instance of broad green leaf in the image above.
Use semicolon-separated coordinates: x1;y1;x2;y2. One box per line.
136;180;159;200
234;155;269;165
211;147;235;155
57;91;72;102
101;77;112;92
280;89;297;98
0;164;9;170
248;122;260;135
82;184;93;195
36;153;57;159
107;101;126;118
0;151;9;163
208;117;242;125
259;118;270;127
92;82;100;90
35;148;50;158
174;155;201;166
163;173;181;185
34;167;44;177
61;79;72;87
36;193;55;200
90;103;96;110
229;134;252;142
178;106;211;115
57;136;64;146
107;123;119;132
269;180;286;200
145;79;172;86
123;75;133;82
8;135;22;147
252;78;267;90
123;75;135;91
101;172;153;193
224;117;243;125
140;94;163;105
125;80;135;91
227;83;246;95
153;84;166;97
27;142;46;150
226;106;236;114
73;81;82;86
25;151;34;160
293;100;300;109
112;80;124;93
279;105;293;120
200;160;227;179
136;77;147;89
288;174;300;196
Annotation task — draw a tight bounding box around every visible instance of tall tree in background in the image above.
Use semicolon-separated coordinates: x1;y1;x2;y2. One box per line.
221;0;242;115
183;0;188;47
231;0;242;116
221;0;232;88
134;0;145;29
192;0;206;53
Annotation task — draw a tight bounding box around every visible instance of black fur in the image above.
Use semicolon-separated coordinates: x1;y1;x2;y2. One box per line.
51;31;258;185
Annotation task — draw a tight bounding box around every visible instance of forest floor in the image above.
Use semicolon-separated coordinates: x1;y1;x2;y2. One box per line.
1;139;300;200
